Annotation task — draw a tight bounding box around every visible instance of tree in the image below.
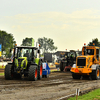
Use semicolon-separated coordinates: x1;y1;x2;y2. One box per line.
88;38;100;46
21;37;33;46
0;30;16;57
38;37;57;53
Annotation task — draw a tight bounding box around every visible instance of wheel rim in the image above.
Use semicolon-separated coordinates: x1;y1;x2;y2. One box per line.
35;69;37;78
97;69;99;77
40;65;42;76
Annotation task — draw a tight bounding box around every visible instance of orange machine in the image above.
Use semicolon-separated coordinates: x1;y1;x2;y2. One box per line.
71;43;100;80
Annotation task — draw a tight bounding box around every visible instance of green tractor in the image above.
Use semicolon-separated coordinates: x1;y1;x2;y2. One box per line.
5;46;43;81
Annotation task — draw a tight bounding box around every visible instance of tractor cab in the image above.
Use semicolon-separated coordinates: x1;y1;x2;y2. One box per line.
60;50;81;71
13;46;39;64
63;50;78;71
71;44;100;80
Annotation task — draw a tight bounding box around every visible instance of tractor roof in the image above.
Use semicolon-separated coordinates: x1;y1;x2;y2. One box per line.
15;46;38;49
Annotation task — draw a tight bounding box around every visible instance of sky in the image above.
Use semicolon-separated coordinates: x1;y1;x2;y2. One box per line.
1;0;100;51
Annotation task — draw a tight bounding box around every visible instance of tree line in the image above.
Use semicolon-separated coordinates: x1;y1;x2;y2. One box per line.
0;30;100;58
0;30;57;57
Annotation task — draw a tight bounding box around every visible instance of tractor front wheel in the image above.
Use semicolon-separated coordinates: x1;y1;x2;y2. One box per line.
28;65;38;81
91;67;100;80
72;73;81;79
60;62;63;71
5;64;14;80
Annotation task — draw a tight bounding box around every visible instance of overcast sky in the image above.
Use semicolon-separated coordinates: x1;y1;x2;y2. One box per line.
1;0;100;51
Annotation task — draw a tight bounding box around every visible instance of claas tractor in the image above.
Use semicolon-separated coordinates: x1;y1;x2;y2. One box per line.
60;50;79;71
71;44;100;80
5;46;43;81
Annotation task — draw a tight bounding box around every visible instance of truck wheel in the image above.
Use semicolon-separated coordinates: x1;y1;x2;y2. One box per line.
28;65;38;81
72;73;81;79
91;67;100;80
5;64;14;80
60;62;63;71
38;64;43;80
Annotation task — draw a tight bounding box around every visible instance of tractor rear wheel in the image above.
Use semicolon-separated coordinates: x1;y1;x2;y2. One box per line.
72;73;81;79
5;64;14;80
28;65;38;81
60;62;64;71
38;64;43;80
91;67;100;80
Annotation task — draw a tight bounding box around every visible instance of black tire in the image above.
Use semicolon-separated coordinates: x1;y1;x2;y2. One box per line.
72;73;81;79
28;65;38;81
91;67;100;80
5;64;14;80
60;62;64;71
38;63;43;80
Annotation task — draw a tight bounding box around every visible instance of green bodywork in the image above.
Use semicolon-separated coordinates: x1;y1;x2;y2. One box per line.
14;57;39;71
34;58;39;65
15;58;18;67
15;57;28;69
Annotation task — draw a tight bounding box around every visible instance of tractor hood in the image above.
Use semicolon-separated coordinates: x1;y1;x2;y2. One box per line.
15;57;28;69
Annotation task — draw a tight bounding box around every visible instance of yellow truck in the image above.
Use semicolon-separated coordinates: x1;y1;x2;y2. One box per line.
71;44;100;80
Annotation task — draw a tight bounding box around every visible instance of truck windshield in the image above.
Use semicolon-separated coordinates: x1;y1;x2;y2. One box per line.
86;49;94;55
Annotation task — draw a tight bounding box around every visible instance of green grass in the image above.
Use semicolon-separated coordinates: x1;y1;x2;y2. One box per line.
68;88;100;100
50;69;60;72
0;73;4;76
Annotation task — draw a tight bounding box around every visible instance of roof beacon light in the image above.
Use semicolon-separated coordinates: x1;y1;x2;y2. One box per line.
84;43;86;46
93;43;95;46
15;44;17;46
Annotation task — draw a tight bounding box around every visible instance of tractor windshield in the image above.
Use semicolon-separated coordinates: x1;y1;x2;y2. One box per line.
16;48;32;59
15;48;38;61
67;52;76;58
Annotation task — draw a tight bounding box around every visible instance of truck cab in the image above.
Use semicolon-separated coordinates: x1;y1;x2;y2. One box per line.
71;44;100;80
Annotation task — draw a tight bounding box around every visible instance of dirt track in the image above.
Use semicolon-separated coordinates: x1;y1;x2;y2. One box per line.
0;71;100;100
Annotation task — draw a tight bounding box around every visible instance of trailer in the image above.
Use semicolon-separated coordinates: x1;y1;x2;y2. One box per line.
42;62;50;78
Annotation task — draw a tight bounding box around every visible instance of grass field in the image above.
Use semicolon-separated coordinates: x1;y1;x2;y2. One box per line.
68;88;100;100
0;73;4;76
